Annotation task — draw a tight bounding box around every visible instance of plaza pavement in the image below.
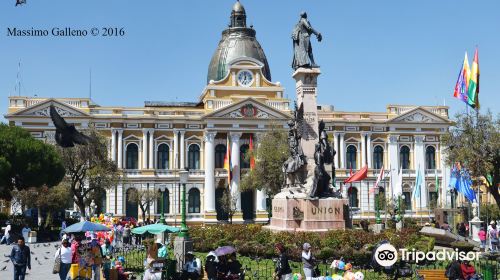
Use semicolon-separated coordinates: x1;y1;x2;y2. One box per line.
0;241;60;280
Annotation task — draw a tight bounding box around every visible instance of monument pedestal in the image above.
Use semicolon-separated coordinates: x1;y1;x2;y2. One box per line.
174;236;193;271
469;218;483;243
265;197;348;232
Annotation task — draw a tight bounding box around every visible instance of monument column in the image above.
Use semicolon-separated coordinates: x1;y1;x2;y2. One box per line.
203;132;217;215
117;129;123;169
230;132;242;211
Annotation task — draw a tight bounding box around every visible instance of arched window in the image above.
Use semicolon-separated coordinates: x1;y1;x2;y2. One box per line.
188;144;200;170
400;146;410;169
126;143;139;169
240;144;250;169
156;189;169;214
215;144;226;169
373;145;384;170
157;144;169;169
346;145;357;169
426;146;436;170
188;188;200;213
348;187;359;208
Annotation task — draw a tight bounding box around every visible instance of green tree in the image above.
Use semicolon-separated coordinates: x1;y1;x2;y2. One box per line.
218;189;238;224
240;125;288;197
441;111;500;209
127;188;160;222
0;124;65;199
58;129;119;219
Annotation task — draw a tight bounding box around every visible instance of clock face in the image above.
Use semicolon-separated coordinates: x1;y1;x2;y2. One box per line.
237;70;253;87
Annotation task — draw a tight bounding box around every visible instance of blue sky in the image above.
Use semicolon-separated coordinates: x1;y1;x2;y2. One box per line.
1;0;499;122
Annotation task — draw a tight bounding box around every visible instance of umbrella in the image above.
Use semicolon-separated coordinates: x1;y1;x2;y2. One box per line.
62;221;111;233
131;224;180;235
214;246;236;256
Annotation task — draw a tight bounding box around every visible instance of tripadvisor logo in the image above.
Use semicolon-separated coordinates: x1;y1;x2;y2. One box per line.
374;242;481;266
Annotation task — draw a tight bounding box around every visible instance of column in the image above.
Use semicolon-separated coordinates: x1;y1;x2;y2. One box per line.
230;132;242;211
361;132;367;167
117;129;123;169
338;133;345;169
179;130;186;169
366;133;373;169
116;183;124;216
332;132;338;168
388;135;400;196
111;129;117;162
142;129;148;169
414;136;427;208
203;132;216;213
173;129;179;169
254;133;267;212
439;144;450;207
149;129;154;169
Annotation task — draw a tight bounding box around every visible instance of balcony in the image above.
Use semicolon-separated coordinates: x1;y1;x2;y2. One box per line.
425;169;441;176
123;169;141;176
189;169;205;176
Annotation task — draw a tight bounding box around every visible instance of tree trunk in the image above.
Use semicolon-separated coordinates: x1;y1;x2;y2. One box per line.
488;184;500;209
75;196;86;222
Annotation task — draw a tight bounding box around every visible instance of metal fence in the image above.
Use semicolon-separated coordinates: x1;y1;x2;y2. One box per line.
111;245;500;280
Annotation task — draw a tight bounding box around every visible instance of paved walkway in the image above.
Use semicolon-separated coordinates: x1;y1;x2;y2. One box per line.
0;241;60;280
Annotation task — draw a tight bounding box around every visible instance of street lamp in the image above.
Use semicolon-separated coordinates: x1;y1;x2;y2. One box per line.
178;168;189;238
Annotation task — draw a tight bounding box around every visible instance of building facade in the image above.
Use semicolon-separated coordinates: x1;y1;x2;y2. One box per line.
5;2;457;224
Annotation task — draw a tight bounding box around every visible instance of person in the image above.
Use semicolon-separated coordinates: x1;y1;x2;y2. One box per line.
445;260;462;280
302;243;315;280
10;236;31;280
274;243;292;280
478;227;487;251
55;239;72;280
458;223;466;237
123;224;131;245
181;251;201;280
227;252;242;277
156;238;167;258
1;221;12;245
71;235;83;264
114;260;130;280
460;260;477;280
101;239;113;280
489;222;499;252
90;237;103;280
217;255;229;277
205;251;218;280
21;225;30;242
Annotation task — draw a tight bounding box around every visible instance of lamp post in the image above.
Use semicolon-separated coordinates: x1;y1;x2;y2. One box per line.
178;168;189;238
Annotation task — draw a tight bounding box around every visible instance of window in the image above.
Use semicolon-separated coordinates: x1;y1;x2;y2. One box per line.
403;191;412;211
426;146;436;170
346;145;357;169
348;187;359;208
240;144;250;169
157;144;169;169
373;145;384;169
126;143;139;169
215;144;226;168
188;144;200;170
188;188;200;213
400;146;410;169
156;189;169;214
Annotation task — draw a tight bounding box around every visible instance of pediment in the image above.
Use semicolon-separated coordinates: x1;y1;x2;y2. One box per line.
203;98;291;120
388;107;450;124
7;99;90;118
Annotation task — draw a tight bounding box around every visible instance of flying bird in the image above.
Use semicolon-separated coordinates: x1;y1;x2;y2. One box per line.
50;105;91;147
15;0;26;6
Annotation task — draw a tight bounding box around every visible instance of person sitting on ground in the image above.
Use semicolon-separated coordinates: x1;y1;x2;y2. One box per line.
217;255;229;277
460;260;478;280
181;251;201;280
205;251;218;280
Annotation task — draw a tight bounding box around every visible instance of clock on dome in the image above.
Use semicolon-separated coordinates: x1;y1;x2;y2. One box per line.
237;70;254;87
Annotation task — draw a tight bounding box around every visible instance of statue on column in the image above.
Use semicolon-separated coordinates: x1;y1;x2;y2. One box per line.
282;103;307;188
292;12;322;70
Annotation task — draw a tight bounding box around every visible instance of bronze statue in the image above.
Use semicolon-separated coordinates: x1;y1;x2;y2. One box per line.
292;12;322;70
282;103;307;188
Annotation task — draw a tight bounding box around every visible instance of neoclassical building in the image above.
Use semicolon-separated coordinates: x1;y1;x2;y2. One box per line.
5;1;457;224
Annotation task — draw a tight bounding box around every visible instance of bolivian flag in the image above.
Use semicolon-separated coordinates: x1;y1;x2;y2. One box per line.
467;48;480;109
249;134;255;170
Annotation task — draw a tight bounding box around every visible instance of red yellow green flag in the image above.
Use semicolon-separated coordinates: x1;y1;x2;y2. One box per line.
467;48;480;109
223;135;232;186
249;134;255;170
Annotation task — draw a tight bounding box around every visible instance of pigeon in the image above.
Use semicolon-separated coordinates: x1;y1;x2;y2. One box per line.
45;251;50;254
37;260;42;265
35;244;39;248
43;256;49;260
3;259;9;263
50;105;91;147
30;251;34;255
34;257;37;261
1;266;6;271
43;243;50;247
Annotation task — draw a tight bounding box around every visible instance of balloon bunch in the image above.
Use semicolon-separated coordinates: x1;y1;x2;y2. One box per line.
330;259;364;280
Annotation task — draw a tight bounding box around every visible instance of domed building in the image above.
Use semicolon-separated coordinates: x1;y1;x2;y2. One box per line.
4;1;457;226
